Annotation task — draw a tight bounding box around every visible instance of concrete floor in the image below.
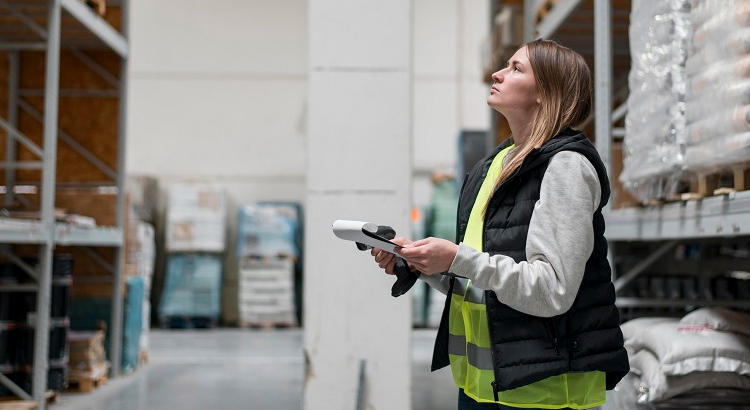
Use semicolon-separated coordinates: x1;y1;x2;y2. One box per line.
52;328;456;410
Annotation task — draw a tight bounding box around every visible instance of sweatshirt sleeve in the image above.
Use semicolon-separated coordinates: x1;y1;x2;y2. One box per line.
447;151;602;317
418;272;452;294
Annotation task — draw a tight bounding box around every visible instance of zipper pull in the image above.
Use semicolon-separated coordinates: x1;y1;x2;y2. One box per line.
553;337;559;355
491;381;500;402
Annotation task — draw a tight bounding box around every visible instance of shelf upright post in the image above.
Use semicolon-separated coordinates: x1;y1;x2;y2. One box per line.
595;0;616;278
595;0;613;210
524;0;536;42
32;0;62;408
6;51;19;207
109;0;130;377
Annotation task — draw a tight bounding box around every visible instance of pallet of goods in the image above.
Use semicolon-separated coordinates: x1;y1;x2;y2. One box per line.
235;204;301;328
165;184;226;253
621;0;750;203
159;183;226;327
67;330;108;393
682;0;750;199
158;254;222;328
621;0;691;202
237;257;296;328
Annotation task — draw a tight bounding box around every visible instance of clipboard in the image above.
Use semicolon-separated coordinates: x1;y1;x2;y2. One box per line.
332;220;402;255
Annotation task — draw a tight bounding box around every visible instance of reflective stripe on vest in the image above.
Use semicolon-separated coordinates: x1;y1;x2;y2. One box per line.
447;143;607;408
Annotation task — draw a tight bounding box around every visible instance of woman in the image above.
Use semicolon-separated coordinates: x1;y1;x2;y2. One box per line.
372;39;629;409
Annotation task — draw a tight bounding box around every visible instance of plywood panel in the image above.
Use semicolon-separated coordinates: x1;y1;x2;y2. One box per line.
15;49;120;183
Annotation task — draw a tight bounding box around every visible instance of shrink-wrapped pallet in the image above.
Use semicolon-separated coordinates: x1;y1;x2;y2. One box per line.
622;0;691;201
685;0;750;172
165;184;226;252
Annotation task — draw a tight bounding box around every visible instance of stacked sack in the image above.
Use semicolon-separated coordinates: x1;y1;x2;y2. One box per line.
622;0;691;201
685;0;750;170
609;308;750;409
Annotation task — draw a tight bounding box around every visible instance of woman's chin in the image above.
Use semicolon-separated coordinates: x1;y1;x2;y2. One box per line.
486;97;503;112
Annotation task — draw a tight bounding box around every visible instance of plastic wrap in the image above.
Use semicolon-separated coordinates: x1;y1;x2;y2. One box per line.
236;204;299;259
685;0;750;172
622;0;692;202
165;183;226;252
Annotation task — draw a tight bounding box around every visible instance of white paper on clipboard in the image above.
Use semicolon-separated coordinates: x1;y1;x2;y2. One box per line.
332;220;401;255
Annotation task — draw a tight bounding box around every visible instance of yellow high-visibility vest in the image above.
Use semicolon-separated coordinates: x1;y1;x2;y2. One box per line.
448;144;606;409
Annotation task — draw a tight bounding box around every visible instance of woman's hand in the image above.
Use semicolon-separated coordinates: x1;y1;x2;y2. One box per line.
396;237;459;275
371;237;413;274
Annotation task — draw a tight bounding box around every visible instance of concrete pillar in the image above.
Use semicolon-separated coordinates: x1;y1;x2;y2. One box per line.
304;1;413;409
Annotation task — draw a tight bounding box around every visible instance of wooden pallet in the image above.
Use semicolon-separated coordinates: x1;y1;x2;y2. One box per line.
682;164;750;200
238;320;297;330
67;363;108;393
158;316;218;329
0;390;58;409
138;349;149;366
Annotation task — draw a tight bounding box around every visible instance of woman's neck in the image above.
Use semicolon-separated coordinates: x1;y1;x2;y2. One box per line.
506;115;533;147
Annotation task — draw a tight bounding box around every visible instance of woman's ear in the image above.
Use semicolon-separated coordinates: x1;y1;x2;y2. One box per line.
536;97;541;104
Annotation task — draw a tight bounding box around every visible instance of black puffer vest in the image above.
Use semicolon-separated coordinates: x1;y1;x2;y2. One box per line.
431;128;629;395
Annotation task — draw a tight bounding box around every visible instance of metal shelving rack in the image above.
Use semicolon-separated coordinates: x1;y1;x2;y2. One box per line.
0;0;129;408
521;0;750;311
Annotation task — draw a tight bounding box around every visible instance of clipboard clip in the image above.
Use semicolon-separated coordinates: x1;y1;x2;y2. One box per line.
355;225;420;297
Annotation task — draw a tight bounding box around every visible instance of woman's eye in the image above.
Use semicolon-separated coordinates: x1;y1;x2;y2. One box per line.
513;65;520;72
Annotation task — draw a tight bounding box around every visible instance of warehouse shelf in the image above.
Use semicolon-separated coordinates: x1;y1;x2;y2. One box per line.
0;0;130;407
0;220;123;246
519;0;749;323
605;190;750;241
616;298;750;309
59;0;128;57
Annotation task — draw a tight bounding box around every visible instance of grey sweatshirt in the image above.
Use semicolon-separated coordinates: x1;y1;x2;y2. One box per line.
419;150;601;318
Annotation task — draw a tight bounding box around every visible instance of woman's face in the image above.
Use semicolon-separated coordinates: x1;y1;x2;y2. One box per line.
487;46;540;114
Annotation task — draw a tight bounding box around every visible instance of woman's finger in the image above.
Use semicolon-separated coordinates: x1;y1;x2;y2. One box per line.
375;251;391;264
379;256;395;269
384;259;396;274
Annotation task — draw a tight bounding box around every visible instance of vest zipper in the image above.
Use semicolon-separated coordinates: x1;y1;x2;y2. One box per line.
553;337;559;356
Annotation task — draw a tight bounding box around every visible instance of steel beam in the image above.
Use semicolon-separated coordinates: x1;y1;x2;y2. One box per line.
616;297;750;309
69;48;119;88
0;116;44;158
0;248;38;282
0;373;32;401
20;89;119;98
81;246;114;274
60;0;128;57
523;0;536;42
0;0;48;39
594;0;612;212
611;101;627;124
613;241;678;292
109;0;129;377
32;0;61;407
6;51;19;208
0;42;46;50
0;161;43;169
537;0;582;39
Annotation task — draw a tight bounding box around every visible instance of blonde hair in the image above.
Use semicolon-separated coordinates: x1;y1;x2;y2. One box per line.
490;39;592;196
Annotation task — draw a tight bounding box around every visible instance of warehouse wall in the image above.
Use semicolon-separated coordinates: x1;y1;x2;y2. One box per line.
127;0;490;211
412;0;491;208
125;0;489;323
126;0;308;203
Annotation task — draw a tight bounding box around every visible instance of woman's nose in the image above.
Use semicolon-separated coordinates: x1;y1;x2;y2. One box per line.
492;70;503;83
